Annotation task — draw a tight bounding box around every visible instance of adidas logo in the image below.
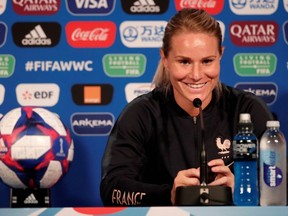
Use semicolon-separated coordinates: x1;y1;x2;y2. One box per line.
24;193;39;204
22;25;52;46
130;0;160;13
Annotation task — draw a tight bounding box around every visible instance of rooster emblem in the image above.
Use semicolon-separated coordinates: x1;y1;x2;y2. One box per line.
216;137;231;155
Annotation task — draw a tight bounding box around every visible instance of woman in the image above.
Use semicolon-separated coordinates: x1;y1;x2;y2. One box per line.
100;8;273;206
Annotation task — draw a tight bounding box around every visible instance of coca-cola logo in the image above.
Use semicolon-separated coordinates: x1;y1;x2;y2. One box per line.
174;0;224;15
230;21;278;46
66;21;116;48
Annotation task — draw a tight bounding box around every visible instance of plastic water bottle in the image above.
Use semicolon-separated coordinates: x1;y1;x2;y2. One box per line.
259;120;287;206
233;113;259;206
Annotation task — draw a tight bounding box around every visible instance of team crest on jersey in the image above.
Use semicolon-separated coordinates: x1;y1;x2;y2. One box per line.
215;137;231;159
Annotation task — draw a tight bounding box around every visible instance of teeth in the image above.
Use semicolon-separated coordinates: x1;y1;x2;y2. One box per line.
186;83;205;89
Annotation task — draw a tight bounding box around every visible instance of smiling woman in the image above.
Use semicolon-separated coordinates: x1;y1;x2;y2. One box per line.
100;8;274;206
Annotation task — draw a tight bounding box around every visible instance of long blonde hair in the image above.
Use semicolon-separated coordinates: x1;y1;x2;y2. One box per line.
152;8;223;97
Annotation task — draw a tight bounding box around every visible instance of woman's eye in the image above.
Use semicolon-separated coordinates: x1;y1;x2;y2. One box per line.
180;60;190;65
203;59;213;64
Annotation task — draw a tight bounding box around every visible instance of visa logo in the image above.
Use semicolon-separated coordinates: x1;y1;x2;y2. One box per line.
66;0;115;15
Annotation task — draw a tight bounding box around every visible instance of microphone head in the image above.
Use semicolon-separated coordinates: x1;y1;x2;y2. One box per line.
193;98;202;108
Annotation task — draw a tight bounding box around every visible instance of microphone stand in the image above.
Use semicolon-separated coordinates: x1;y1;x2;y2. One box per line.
175;98;233;206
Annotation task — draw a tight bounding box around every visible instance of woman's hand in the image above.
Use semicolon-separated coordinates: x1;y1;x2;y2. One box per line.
171;168;200;205
208;159;234;193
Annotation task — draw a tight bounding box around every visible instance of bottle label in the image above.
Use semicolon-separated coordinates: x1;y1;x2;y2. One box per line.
262;151;283;187
233;141;257;159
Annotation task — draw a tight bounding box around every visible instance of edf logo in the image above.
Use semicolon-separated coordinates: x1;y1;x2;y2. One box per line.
16;83;60;107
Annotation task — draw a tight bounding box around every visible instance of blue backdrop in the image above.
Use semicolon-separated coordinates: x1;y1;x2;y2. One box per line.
0;0;287;207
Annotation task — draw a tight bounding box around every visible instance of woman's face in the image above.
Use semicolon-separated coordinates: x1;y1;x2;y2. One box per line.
161;32;222;110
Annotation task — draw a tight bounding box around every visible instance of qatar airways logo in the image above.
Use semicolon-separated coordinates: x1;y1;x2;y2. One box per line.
66;21;116;48
12;0;60;15
230;21;278;46
229;0;278;15
174;0;224;14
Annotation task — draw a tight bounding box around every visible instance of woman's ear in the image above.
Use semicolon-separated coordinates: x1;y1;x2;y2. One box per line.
160;49;167;68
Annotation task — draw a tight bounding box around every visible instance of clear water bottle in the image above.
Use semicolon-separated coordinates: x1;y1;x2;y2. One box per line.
233;113;259;206
259;120;287;206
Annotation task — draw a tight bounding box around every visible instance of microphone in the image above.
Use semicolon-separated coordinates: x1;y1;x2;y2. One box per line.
193;98;207;186
174;98;233;206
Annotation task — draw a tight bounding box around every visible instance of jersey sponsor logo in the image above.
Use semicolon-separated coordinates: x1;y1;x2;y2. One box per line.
229;21;278;46
71;84;113;105
229;0;278;15
66;21;116;48
121;0;168;14
71;112;114;135
174;0;224;15
0;0;7;15
103;54;146;77
283;21;288;45
12;22;61;47
12;0;60;15
125;83;154;102
0;84;4;105
0;22;7;47
233;53;277;77
16;83;60;107
120;21;167;48
234;82;277;105
0;54;15;78
66;0;115;15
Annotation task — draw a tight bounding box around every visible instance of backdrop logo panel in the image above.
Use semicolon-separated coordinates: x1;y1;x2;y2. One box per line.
120;21;167;48
229;21;279;46
71;113;114;136
16;83;60;106
174;0;224;14
234;82;278;105
0;22;7;47
121;0;169;14
66;0;116;15
0;84;4;105
233;53;277;77
71;84;113;105
0;0;6;15
103;54;146;77
12;0;61;15
229;0;278;15
66;21;116;48
0;55;15;78
12;22;61;47
283;21;288;45
125;83;155;103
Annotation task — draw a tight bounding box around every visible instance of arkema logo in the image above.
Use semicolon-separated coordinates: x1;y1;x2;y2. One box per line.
174;0;224;15
71;113;114;136
230;21;278;46
229;0;278;15
16;83;60;106
66;21;116;48
120;21;167;48
12;22;61;47
66;0;115;15
12;0;60;15
234;82;277;105
121;0;168;14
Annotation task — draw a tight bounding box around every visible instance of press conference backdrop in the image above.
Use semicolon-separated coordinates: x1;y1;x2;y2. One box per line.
0;0;287;207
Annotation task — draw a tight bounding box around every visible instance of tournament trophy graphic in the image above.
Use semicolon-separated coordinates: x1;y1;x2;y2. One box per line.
0;107;74;207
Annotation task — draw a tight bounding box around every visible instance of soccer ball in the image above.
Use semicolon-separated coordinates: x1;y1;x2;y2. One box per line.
0;107;74;189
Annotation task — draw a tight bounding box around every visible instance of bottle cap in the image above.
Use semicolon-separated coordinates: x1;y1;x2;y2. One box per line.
239;113;251;123
266;120;280;127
